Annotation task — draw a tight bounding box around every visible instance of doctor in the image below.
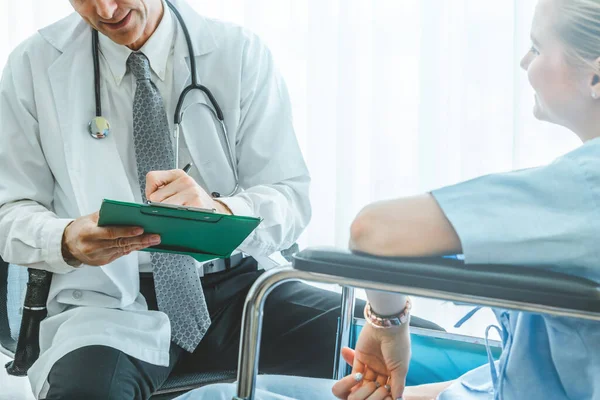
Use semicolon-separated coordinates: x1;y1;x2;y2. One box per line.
0;0;348;398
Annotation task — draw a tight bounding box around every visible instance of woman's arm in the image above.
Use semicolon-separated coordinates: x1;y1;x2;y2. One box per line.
341;193;461;400
349;194;462;258
351;193;462;314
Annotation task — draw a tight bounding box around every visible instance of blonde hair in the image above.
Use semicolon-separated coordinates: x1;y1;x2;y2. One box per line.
555;0;600;71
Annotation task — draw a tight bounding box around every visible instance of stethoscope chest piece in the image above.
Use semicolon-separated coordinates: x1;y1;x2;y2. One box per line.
89;116;111;139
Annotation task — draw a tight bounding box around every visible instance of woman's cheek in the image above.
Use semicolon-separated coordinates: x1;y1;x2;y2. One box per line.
527;58;545;97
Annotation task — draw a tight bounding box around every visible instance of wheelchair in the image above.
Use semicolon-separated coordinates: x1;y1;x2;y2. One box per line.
232;247;600;400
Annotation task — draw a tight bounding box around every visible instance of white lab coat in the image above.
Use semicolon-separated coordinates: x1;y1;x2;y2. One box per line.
0;1;310;397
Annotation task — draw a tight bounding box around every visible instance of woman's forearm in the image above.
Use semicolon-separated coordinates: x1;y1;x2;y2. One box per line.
366;291;407;315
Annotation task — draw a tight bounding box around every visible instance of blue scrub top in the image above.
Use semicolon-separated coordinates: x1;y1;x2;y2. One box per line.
431;138;600;400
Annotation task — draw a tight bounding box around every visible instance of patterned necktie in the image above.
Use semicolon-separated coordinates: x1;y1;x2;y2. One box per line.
128;52;211;352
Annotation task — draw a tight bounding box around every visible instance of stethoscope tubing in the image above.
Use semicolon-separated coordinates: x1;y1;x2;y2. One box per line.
90;0;239;197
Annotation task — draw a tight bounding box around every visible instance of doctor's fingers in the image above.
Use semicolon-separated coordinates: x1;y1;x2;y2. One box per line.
74;235;160;265
102;241;156;260
332;373;366;399
332;351;366;400
93;246;147;266
342;347;356;366
89;225;148;241
145;169;189;200
347;381;380;400
159;189;215;210
72;246;138;266
113;242;154;257
105;234;162;249
146;175;198;203
148;176;203;205
365;384;393;400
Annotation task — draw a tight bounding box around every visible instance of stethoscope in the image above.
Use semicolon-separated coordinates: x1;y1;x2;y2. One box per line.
88;0;239;198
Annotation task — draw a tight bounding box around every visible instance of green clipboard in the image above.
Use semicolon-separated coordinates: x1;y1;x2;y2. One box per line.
98;199;261;262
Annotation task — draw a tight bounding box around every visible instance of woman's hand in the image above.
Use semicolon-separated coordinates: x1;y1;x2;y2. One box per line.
332;322;411;400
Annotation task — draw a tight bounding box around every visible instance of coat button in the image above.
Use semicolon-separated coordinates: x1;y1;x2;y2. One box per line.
72;290;83;300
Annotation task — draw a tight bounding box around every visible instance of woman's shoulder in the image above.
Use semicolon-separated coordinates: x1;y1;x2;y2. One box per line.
558;138;600;185
561;137;600;164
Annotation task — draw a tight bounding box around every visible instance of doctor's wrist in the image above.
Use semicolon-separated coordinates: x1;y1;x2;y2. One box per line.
61;222;82;267
213;199;233;215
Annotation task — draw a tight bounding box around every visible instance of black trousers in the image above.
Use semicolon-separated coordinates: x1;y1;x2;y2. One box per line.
45;258;440;399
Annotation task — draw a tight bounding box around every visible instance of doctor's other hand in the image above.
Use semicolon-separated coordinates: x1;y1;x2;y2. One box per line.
145;169;232;215
61;211;161;267
332;322;411;400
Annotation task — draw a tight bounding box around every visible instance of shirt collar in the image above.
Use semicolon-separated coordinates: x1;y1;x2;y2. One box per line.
98;0;174;85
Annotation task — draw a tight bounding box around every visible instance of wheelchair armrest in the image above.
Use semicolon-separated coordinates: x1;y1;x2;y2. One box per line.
0;258;15;353
5;268;52;376
292;247;600;315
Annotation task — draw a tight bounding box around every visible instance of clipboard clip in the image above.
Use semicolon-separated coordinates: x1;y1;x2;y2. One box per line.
146;200;217;214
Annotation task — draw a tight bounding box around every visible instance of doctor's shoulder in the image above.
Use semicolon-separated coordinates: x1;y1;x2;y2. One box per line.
2;34;59;76
1;14;74;86
0;34;61;111
198;15;275;65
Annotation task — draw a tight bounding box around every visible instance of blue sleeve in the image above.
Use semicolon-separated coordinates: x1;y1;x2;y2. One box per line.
431;154;600;281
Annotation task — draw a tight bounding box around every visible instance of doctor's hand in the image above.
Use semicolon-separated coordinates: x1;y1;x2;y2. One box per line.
61;212;161;267
145;170;232;214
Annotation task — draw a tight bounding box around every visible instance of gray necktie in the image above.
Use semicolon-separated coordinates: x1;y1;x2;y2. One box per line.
128;52;211;352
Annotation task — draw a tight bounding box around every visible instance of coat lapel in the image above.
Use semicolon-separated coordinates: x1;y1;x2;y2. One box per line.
47;22;135;216
42;15;140;305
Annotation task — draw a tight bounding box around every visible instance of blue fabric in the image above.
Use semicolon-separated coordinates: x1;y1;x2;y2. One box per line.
454;306;483;329
431;137;600;400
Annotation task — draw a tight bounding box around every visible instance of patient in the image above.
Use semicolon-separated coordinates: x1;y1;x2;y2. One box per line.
179;0;600;398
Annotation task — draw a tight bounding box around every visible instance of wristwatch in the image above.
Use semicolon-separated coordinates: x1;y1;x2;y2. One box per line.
364;297;412;329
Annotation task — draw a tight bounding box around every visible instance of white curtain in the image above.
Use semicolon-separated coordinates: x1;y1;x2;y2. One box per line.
0;0;581;337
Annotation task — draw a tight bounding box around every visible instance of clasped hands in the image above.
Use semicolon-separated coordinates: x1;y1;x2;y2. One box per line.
332;322;411;400
62;169;230;266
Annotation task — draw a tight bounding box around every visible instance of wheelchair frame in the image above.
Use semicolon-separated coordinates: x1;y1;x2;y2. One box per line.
233;263;600;400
